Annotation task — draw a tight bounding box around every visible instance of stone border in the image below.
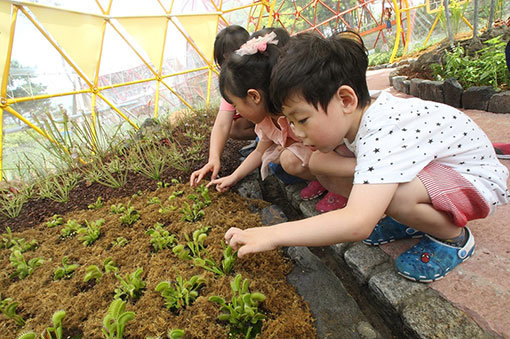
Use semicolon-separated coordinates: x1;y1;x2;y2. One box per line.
388;68;510;113
235;172;495;338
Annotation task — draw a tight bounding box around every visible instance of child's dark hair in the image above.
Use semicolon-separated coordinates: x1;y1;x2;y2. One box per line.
219;31;287;115
270;31;370;113
213;25;250;66
251;27;290;47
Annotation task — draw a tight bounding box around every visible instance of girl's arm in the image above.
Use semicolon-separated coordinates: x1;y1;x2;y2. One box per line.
190;109;234;186
225;182;398;257
207;139;274;190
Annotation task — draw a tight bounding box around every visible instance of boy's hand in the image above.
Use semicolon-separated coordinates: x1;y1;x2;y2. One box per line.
225;226;277;257
207;174;237;192
189;160;220;187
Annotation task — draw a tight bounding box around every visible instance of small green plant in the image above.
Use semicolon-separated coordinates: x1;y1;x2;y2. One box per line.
146;222;177;252
209;274;266;338
84;257;118;283
168;329;185;339
84;265;103;283
0;293;25;326
156;181;170;189
119;206;140;226
110;203;126;214
43;310;66;339
0;188;28;219
77;218;104;246
155;274;206;311
0;227;38;252
147;196;161;205
9;249;44;279
53;256;79;280
60;219;81;238
114;268;146;301
168;190;184;201
88;196;104;209
180;196;205;222
45;214;63;228
196;184;211;206
111;237;128;248
102;299;135;339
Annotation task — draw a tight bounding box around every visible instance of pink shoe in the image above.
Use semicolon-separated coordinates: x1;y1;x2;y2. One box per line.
315;192;348;213
300;181;326;200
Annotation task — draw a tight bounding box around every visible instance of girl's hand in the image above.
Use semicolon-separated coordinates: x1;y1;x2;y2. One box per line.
225;226;277;258
207;174;237;192
189;160;221;187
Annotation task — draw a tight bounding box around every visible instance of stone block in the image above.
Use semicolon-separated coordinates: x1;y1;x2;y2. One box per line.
259;205;287;226
331;243;352;256
392;76;408;93
442;77;463;108
344;242;389;283
418;80;444;103
462;86;496;111
488;91;510;113
368;269;426;309
402;80;410;94
401;290;489;339
286;246;380;339
235;171;263;200
299;199;320;218
409;78;425;97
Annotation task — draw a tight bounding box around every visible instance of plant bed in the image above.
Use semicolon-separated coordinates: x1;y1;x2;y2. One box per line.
0;182;315;337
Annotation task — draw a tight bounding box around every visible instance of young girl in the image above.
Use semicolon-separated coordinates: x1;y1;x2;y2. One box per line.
190;25;252;187
207;31;317;192
225;32;509;283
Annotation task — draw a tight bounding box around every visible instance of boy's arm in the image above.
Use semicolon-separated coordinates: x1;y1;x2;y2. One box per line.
226;182;398;257
308;151;356;177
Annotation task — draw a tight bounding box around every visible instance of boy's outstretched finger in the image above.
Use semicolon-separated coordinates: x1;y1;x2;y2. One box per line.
225;227;244;249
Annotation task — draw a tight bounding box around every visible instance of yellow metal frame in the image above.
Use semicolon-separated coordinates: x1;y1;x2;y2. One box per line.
0;0;271;179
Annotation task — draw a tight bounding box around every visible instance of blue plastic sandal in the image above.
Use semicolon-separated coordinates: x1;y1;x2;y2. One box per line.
395;227;475;283
363;216;424;245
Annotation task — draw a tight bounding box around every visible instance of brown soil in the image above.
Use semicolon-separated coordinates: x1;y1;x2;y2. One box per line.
0;112;315;338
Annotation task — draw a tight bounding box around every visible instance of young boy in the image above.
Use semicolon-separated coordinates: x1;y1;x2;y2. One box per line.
224;32;509;283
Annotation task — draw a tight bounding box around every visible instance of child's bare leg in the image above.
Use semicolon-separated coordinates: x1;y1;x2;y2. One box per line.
308;151;356;178
229;118;256;140
280;149;315;181
386;177;462;240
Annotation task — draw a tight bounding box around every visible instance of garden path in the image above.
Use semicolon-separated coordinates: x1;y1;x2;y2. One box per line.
367;67;510;338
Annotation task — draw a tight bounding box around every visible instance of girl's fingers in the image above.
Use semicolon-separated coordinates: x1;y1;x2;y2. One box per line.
225;227;244;250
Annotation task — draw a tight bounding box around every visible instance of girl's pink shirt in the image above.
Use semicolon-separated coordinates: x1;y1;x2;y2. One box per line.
255;116;311;179
219;98;236;112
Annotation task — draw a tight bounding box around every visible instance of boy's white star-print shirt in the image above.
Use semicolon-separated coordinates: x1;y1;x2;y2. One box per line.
344;91;509;213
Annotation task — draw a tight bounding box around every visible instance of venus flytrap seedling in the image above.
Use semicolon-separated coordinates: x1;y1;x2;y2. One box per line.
60;219;81;238
110;203;126;214
209;274;266;339
146;222;177;252
196;184;211;206
43;310;66;339
102;299;135;339
168;329;185;339
156;181;170;190
0;294;25;326
88;196;104;209
111;237;128;248
1;227;38;252
172;244;192;261
84;265;102;283
9;249;44;279
184;226;209;258
54;256;79;280
77;219;104;246
119;206;140;226
84;257;118;283
155;274;206;311
147;196;161;205
114;267;146;301
179;200;205;222
46;214;63;228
